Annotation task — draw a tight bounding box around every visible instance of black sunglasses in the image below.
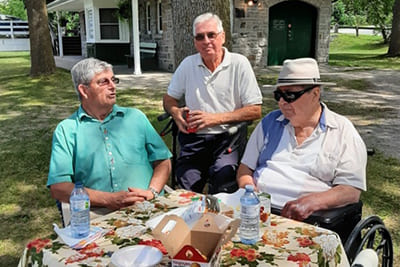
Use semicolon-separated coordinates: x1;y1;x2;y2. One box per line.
194;31;220;41
273;85;317;103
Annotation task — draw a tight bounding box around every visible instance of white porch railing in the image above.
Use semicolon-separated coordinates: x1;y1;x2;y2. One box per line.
0;20;30;51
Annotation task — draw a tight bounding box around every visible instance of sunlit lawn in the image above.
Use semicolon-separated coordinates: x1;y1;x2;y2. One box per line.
329;33;400;70
0;44;399;265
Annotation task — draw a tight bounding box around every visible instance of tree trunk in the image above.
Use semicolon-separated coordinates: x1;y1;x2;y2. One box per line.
380;25;388;44
388;0;400;56
170;0;231;67
26;0;56;76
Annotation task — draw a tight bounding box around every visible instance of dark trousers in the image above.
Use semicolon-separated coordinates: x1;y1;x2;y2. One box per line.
176;126;247;194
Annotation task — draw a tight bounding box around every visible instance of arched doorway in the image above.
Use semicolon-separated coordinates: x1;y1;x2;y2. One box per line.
268;1;317;65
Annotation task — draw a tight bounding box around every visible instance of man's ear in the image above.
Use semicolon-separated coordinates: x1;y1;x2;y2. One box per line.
77;84;89;99
314;86;321;97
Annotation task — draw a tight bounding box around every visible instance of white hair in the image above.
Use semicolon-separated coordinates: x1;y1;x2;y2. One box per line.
70;58;112;100
192;12;224;36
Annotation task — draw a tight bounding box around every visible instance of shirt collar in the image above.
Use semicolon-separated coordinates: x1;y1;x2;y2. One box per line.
78;104;125;122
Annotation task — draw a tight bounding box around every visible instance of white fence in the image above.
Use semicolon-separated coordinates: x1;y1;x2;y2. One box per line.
0;20;30;51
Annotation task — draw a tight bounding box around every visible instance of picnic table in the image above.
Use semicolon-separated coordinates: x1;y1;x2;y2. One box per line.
18;189;349;267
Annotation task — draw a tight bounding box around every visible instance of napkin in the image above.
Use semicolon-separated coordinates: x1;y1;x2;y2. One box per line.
53;224;108;249
145;206;187;230
214;188;245;219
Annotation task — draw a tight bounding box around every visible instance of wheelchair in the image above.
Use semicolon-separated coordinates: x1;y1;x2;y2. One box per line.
157;113;394;267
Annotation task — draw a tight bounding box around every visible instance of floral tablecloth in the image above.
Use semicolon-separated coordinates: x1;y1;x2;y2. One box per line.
18;190;349;267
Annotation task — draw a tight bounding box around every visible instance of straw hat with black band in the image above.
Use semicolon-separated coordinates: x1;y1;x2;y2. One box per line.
276;58;336;88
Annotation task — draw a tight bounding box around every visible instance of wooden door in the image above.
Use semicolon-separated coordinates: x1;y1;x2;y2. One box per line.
268;1;317;65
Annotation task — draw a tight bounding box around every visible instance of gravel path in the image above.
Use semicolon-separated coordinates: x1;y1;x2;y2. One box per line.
321;67;400;160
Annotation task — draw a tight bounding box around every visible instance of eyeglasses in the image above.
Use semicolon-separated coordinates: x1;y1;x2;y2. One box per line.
273;85;317;103
96;77;120;87
194;31;221;41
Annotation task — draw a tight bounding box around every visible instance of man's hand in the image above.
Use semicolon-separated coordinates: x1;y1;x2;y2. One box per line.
104;190;146;210
187;110;221;131
170;106;190;134
281;195;317;221
127;187;155;201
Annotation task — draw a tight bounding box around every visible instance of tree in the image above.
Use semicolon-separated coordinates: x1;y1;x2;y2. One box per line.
25;0;56;76
362;0;393;43
332;0;393;42
339;0;367;37
0;0;27;20
388;0;400;56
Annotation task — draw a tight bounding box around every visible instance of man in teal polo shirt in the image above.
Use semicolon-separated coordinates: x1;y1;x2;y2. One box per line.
47;58;171;213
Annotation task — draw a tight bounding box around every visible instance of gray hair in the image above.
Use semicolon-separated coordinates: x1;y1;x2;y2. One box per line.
192;12;224;36
70;58;113;99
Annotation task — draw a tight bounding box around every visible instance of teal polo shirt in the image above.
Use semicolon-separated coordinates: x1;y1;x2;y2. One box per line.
47;105;172;192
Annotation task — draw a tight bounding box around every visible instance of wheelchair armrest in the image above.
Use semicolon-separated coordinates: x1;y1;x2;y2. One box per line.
304;201;363;225
271;201;363;225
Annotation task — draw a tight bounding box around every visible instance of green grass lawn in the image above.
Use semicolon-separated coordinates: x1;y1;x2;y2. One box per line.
1;39;399;266
329;33;400;70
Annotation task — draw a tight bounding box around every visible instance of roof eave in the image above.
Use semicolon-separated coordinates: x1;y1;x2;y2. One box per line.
47;0;84;12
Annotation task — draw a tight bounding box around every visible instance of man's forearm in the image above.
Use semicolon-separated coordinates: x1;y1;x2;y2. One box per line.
50;182;113;207
237;164;256;188
217;104;261;125
149;159;171;193
163;94;180;117
311;184;361;210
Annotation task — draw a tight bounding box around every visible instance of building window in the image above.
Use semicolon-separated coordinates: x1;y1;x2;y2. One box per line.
157;0;163;34
146;1;151;34
99;8;119;40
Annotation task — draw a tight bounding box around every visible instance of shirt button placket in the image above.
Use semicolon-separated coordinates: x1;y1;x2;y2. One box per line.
102;126;117;191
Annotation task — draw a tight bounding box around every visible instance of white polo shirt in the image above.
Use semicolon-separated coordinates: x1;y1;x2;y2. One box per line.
167;48;262;134
241;104;367;208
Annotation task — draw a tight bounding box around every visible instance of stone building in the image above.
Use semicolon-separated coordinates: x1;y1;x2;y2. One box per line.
47;0;332;72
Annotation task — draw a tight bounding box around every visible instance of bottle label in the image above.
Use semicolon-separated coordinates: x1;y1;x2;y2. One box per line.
241;204;260;217
71;200;90;211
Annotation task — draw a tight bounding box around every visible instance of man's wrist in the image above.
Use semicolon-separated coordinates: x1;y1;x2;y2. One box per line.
148;186;159;199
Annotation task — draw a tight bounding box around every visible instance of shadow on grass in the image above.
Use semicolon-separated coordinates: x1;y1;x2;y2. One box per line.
329;53;400;70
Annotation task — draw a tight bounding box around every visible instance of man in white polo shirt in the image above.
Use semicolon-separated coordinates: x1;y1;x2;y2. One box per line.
237;58;367;221
163;12;262;194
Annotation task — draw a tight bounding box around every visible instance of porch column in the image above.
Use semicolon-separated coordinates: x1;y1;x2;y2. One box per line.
56;11;64;57
131;0;141;75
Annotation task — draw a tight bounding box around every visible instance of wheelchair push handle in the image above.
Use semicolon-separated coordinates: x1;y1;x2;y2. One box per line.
157;112;171;122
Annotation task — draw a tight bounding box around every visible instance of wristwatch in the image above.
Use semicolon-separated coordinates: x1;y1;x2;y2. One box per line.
148;186;159;199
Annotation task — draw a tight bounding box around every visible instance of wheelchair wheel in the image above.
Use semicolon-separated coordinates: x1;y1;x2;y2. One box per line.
344;215;393;267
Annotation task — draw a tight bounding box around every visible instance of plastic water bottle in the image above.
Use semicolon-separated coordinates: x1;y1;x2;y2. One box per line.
70;182;90;238
239;185;260;245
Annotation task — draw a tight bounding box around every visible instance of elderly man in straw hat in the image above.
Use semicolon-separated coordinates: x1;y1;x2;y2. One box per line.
237;58;367;221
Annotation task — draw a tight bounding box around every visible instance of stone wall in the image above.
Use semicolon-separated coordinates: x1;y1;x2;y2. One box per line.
232;0;332;68
140;0;332;71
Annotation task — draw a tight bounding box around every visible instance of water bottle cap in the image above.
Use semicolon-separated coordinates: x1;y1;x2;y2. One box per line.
245;184;254;192
75;181;84;187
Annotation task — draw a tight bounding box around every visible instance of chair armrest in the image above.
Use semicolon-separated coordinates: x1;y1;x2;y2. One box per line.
271;201;363;225
304;201;363;225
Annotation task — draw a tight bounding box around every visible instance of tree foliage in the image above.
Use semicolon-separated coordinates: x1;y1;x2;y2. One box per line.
332;0;393;42
0;0;27;20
